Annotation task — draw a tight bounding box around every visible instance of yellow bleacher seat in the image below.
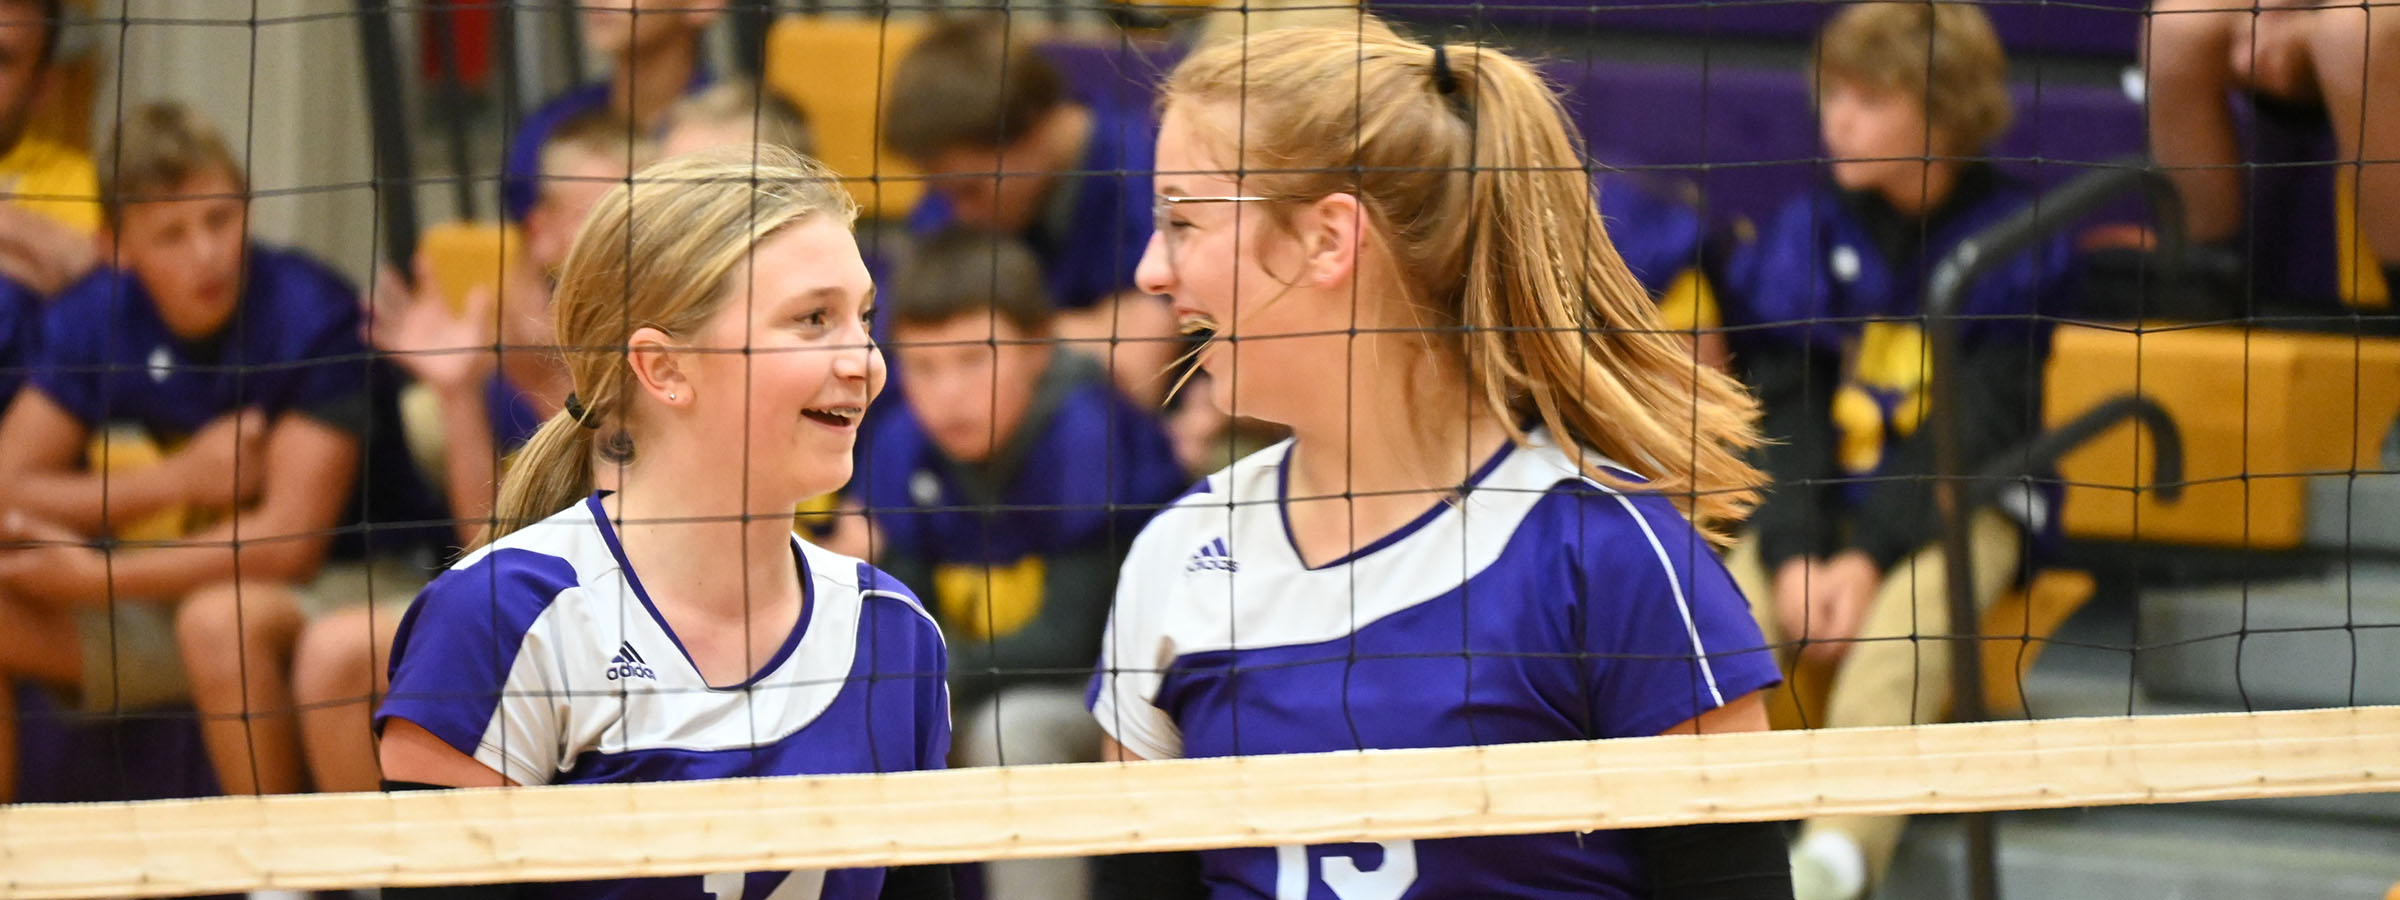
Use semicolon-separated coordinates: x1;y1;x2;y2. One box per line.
417;221;523;316
2046;324;2400;548
1977;569;2096;714
2335;168;2391;310
763;16;931;220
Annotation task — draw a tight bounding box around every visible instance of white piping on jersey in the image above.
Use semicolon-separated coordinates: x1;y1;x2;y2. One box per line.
1582;479;1726;707
865;587;954;733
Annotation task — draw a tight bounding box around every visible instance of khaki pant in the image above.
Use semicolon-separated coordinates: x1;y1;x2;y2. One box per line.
1724;511;2023;883
68;557;426;712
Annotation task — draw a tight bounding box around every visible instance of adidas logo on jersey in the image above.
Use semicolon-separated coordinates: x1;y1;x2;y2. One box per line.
605;642;656;681
1185;537;1238;573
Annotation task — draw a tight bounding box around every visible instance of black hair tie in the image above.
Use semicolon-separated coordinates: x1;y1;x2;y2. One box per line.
564;392;601;429
1430;42;1461;96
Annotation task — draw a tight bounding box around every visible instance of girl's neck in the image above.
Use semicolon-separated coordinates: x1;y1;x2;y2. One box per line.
1278;349;1512;567
604;466;801;624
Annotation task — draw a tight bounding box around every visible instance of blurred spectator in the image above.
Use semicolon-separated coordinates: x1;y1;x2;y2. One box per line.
500;0;714;222
858;229;1188;900
2145;0;2398;310
289;109;650;795
1597;168;1731;367
659;77;814;160
884;16;1179;409
1721;6;2078;898
0;276;31;405
0;0;98;296
0;101;370;800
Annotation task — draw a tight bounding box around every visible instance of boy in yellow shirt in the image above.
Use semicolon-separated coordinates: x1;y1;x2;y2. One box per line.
0;0;98;295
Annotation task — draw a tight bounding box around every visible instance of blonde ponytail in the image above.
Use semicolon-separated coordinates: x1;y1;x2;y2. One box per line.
480;412;598;547
1164;19;1763;539
474;147;859;547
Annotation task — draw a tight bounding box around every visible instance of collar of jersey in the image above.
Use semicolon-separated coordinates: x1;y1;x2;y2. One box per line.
1272;436;1518;572
583;491;815;691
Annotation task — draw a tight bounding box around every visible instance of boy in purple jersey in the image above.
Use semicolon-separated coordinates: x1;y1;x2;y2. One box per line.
0;102;368;799
289;109;647;796
1089;18;1790;900
376;150;950;900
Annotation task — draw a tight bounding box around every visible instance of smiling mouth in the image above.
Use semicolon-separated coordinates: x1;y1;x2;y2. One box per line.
802;406;862;428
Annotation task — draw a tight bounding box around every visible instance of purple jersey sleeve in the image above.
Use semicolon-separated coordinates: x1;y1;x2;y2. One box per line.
1576;485;1781;739
378;548;579;783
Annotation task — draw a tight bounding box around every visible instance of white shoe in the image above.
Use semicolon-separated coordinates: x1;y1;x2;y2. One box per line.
1790;829;1868;900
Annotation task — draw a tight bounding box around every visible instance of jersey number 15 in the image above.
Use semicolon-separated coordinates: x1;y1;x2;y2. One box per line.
1276;840;1417;900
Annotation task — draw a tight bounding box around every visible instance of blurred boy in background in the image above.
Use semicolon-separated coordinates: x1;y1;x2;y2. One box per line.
1723;5;2079;897
884;16;1177;410
0;102;372;800
859;229;1188;900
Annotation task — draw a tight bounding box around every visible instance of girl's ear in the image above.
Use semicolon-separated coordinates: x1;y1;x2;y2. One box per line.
625;326;690;407
1295;191;1364;289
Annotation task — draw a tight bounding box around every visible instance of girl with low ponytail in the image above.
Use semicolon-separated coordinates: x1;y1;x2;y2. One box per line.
376;148;952;900
1088;17;1792;898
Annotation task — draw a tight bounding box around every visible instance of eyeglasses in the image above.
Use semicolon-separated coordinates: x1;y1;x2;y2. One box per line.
1154;193;1271;277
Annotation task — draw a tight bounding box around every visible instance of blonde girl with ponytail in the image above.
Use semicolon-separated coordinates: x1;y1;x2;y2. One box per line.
1088;18;1793;899
374;149;952;900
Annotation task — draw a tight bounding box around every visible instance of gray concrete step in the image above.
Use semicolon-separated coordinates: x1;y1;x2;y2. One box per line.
1881;804;2400;900
2011;597;2400;826
2132;564;2400;710
2307;473;2400;554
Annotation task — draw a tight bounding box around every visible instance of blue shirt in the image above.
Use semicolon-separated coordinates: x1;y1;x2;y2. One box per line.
32;245;368;443
906;100;1156;312
487;371;545;452
1090;431;1779;899
378;493;950;900
0;275;37;404
1596;172;1706;299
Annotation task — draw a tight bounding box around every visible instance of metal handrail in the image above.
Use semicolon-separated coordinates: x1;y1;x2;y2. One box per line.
1927;157;2185;722
1923;156;2186;900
